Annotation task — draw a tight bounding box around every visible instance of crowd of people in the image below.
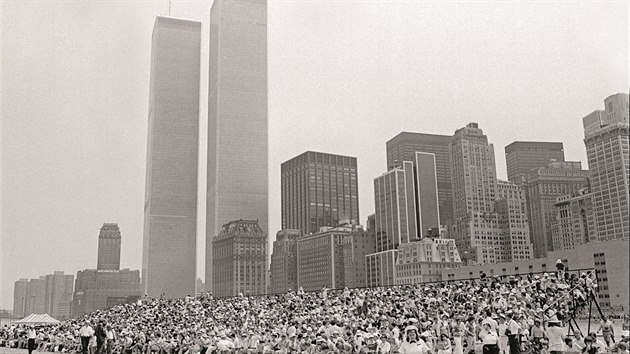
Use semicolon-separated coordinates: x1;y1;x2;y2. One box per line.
2;270;628;354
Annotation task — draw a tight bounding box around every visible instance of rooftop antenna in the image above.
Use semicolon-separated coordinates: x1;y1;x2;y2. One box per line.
168;0;172;16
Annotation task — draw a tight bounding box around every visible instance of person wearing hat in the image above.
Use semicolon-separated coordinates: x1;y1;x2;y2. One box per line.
79;320;95;354
546;320;565;354
598;315;615;347
399;325;430;354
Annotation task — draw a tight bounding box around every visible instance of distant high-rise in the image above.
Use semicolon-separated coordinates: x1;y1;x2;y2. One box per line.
143;17;201;298
373;161;417;252
583;93;629;241
17;272;73;319
505;141;565;185
386;132;453;226
296;225;357;291
281;151;359;235
206;0;268;294
450;123;500;264
97;223;121;271
269;229;300;294
13;279;28;317
212;220;267;297
72;269;141;317
496;180;533;261
524;161;589;258
450;123;532;264
551;187;597;252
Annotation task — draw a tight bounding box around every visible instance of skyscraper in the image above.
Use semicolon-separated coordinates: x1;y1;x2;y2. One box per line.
17;272;73;319
13;279;28;318
450;123;499;264
281;151;359;235
505;141;565;185
496;180;533;261
523;161;589;258
583;93;629;241
206;0;268;293
97;223;121;271
414;152;441;237
373;161;417;252
450;123;532;264
143;16;201;298
386;132;453;226
212;220;267;297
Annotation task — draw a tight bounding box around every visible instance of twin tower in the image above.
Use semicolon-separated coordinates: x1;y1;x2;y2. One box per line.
142;0;267;298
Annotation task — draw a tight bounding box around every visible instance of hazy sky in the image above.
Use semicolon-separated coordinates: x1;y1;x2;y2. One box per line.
1;0;627;310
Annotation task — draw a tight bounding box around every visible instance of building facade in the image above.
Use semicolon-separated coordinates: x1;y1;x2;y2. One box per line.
583;93;629;241
551;187;597;252
442;239;629;310
373;161;417;252
97;223;121;271
296;226;356;291
143;16;201;298
414;152;441;238
281;151;359;235
24;277;45;316
496;180;533;261
505;141;565;185
395;237;462;285
206;0;268;293
365;250;398;288
72;269;141;317
386;132;453;226
12;279;28;318
16;272;74;320
523;161;589;258
213;220;267;297
342;227;376;289
449;123;500;264
269;229;300;294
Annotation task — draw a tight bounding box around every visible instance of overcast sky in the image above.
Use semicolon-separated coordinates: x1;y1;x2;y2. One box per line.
1;0;627;310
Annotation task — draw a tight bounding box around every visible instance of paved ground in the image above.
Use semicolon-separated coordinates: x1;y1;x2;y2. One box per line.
0;348;28;354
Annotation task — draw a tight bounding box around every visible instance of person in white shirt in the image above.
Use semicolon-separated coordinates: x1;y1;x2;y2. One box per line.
546;320;566;354
104;324;116;354
215;333;235;353
399;325;431;354
506;312;522;354
79;321;95;354
497;315;509;354
27;325;37;354
479;322;500;354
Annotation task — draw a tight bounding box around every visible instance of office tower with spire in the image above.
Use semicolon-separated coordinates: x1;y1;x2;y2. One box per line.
281;151;359;235
97;223;121;271
142;16;201;298
582;93;629;240
450;123;532;264
206;0;268;294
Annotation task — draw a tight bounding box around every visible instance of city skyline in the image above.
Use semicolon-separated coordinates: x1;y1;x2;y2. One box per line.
1;1;628;309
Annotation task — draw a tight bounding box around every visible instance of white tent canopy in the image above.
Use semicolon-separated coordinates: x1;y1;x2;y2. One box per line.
15;313;60;324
